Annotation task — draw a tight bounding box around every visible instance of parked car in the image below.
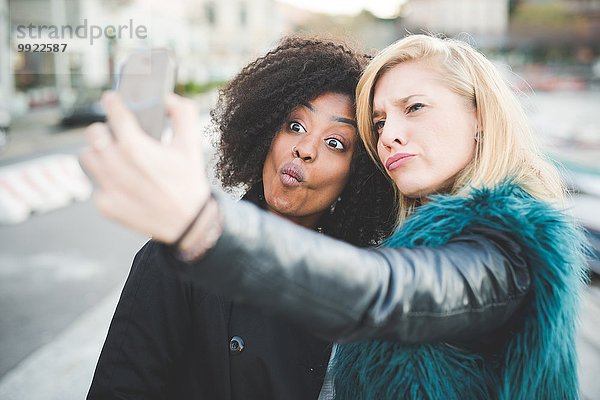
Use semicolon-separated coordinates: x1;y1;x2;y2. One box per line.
61;90;105;127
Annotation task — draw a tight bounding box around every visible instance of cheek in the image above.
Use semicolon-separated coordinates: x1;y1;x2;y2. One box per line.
376;140;387;164
452;129;476;164
448;110;477;164
262;151;276;182
316;156;352;197
269;133;291;159
263;133;289;169
428;127;475;176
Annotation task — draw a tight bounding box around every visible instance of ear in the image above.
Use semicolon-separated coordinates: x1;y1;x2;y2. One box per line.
472;112;481;135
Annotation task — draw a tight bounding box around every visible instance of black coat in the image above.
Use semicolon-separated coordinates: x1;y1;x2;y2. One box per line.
87;240;331;399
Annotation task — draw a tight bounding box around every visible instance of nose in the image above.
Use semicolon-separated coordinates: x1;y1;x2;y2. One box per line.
292;136;319;162
379;117;408;149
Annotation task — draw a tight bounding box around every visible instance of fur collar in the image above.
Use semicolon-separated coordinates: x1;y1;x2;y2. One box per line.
332;182;589;399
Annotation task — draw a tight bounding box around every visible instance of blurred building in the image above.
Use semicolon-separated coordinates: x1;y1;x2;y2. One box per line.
188;0;283;81
5;0;283;113
509;0;600;49
9;0;85;110
402;0;510;47
277;3;403;51
0;0;12;105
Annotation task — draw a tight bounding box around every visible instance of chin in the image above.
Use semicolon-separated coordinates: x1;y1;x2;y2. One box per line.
399;184;438;200
395;180;424;199
267;196;291;211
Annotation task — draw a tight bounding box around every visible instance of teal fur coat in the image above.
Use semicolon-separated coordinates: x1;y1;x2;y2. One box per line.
332;182;589;399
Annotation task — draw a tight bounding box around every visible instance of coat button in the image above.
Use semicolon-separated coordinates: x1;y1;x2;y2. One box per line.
229;335;245;355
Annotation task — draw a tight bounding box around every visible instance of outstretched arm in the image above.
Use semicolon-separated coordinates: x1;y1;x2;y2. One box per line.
162;194;530;344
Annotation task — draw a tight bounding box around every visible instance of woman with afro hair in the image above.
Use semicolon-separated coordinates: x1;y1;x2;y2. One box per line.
86;36;396;400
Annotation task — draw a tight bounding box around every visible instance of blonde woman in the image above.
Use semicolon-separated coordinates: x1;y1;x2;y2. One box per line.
82;34;588;399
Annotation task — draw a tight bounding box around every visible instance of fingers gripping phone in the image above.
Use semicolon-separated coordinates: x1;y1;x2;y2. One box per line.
116;48;176;141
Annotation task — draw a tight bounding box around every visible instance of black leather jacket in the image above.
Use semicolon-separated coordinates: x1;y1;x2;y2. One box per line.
167;193;531;345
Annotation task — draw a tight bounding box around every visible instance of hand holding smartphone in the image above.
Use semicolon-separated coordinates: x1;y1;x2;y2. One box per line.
116;48;176;141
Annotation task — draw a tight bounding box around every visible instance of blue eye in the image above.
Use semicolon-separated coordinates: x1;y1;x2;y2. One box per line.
407;103;425;113
325;138;344;150
289;121;306;133
374;120;385;134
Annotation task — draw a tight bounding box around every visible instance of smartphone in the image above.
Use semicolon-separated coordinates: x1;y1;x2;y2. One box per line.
116;48;176;141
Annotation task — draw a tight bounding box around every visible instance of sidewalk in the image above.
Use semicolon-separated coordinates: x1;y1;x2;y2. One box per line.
0;287;122;400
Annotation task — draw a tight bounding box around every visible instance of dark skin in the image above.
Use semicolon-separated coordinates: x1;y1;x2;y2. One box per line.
263;92;358;229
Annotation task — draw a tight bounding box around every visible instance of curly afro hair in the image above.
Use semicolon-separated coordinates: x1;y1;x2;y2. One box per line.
211;35;396;247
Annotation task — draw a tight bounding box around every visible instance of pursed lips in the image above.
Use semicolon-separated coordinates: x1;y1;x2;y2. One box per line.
385;153;415;171
280;162;305;186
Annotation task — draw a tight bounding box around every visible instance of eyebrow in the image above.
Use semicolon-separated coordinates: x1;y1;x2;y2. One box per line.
372;94;425;119
332;116;357;128
301;101;357;128
301;102;315;111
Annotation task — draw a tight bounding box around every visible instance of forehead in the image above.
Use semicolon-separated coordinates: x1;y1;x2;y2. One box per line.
303;92;354;116
373;62;443;103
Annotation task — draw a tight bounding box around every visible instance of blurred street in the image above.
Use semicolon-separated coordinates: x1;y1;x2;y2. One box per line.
0;200;147;399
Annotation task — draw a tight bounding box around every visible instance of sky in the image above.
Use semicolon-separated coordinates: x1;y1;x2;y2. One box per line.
133;0;405;19
276;0;406;18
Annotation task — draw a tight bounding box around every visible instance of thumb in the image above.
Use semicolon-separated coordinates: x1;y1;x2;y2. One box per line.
165;94;201;150
102;91;146;146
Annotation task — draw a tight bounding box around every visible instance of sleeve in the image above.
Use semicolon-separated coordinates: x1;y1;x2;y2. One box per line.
87;241;195;400
163;194;531;344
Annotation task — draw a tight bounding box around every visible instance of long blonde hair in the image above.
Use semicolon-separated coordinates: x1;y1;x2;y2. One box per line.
357;34;565;225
